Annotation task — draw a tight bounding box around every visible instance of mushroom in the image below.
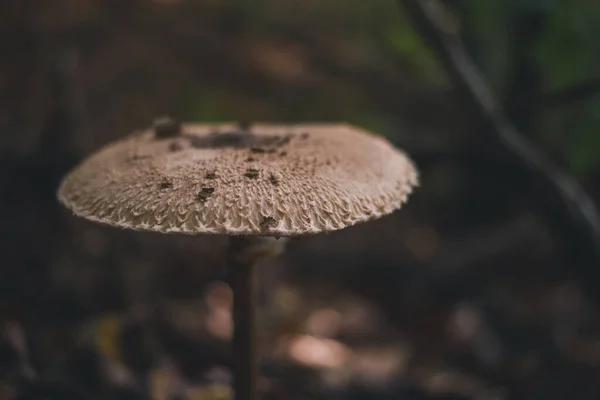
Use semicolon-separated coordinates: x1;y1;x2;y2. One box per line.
57;120;418;400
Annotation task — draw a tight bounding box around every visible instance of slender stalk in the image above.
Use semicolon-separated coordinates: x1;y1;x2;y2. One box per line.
227;237;259;400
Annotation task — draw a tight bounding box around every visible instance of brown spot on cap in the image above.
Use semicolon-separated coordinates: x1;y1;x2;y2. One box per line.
251;147;276;154
197;187;215;203
269;173;280;186
158;179;172;190
169;140;185;152
205;172;218;180
244;168;260;179
260;216;277;231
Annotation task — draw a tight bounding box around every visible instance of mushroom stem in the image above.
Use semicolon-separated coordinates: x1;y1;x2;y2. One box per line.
229;255;257;400
226;236;287;400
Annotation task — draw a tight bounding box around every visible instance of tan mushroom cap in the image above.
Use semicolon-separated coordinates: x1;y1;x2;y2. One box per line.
58;123;418;236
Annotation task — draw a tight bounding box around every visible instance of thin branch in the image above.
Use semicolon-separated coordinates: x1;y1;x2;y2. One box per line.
397;0;600;298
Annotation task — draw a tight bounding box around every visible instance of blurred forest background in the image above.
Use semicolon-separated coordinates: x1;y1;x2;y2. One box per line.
1;0;600;399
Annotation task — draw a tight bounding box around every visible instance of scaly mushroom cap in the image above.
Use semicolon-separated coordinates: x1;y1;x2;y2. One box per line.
58;123;418;236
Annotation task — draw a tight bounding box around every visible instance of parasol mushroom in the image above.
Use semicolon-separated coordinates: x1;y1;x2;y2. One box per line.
57;119;418;400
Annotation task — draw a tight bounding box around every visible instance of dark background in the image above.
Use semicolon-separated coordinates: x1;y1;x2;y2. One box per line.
1;0;600;399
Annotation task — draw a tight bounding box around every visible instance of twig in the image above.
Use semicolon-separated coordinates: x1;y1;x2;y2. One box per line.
397;0;600;299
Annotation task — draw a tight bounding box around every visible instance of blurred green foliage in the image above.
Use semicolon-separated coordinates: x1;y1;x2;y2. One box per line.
465;0;600;176
535;1;600;176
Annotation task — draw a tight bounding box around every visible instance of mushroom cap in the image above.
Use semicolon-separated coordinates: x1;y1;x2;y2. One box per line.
58;123;418;236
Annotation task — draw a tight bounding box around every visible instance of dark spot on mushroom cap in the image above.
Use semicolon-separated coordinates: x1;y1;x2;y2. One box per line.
244;168;260;179
205;172;218;180
153;116;181;139
251;147;276;154
260;216;277;231
197;187;215;203
300;132;309;139
246;157;256;162
269;173;279;186
279;151;287;157
158;179;172;190
169;140;184;152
